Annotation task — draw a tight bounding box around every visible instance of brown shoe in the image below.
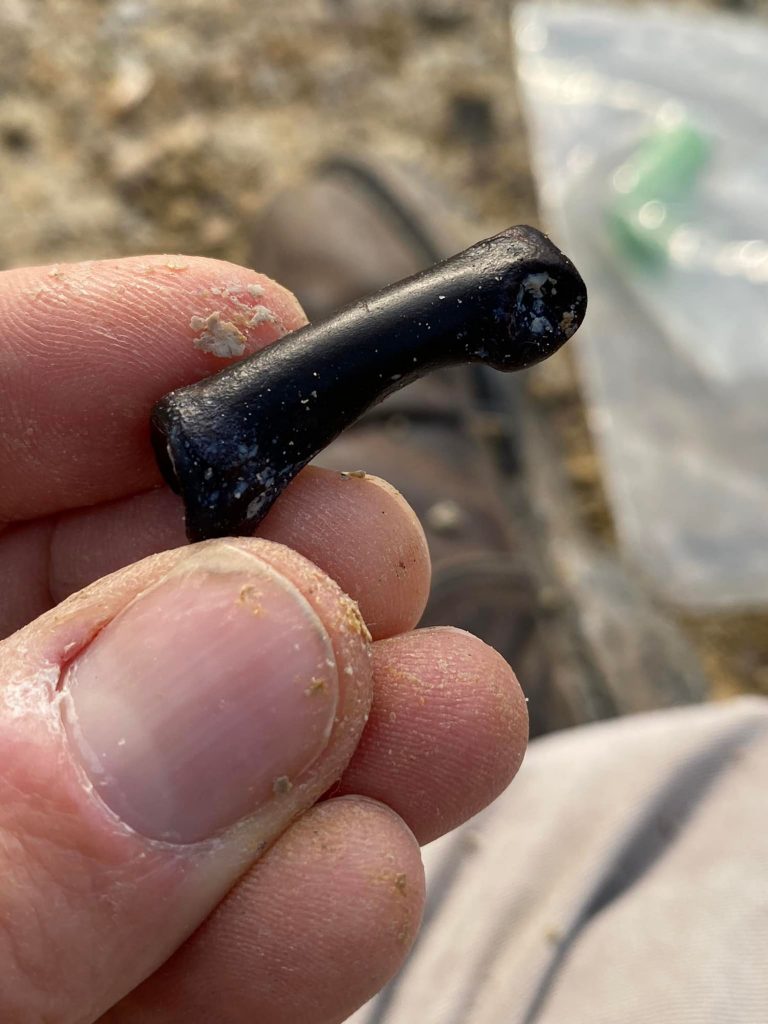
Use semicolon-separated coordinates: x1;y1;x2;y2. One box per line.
249;155;707;735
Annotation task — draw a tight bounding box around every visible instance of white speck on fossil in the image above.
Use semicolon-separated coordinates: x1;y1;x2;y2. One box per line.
560;309;577;336
530;316;551;335
522;271;551;297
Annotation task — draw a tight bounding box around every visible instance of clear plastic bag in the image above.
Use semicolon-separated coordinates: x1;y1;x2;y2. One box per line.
514;3;768;608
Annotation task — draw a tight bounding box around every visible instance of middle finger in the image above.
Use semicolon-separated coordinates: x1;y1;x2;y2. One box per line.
1;467;431;641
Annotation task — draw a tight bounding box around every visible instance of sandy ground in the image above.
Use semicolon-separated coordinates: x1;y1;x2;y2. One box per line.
0;0;542;269
1;0;766;695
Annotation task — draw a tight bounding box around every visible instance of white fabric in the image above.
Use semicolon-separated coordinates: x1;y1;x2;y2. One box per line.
349;697;768;1024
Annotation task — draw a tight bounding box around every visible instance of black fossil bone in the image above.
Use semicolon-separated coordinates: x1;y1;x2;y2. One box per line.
151;225;587;541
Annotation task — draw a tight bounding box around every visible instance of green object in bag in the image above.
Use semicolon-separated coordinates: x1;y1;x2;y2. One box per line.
607;121;710;269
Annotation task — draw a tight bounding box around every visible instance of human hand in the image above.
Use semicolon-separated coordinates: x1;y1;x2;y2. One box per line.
0;256;528;1024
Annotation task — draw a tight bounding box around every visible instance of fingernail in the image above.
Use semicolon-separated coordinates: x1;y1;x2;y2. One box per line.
61;549;338;844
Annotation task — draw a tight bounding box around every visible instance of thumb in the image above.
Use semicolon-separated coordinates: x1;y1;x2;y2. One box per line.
0;539;372;1023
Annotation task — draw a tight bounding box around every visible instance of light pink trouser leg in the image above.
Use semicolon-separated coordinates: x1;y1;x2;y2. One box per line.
349;697;768;1024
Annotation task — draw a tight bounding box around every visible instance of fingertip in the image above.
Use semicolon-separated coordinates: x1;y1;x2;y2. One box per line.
109;796;425;1024
0;255;307;520
260;795;425;967
44;466;431;633
338;626;529;844
169;255;308;337
259;467;431;639
385;624;529;782
417;624;529;745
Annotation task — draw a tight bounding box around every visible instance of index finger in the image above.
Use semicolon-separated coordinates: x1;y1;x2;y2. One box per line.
0;255;306;522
